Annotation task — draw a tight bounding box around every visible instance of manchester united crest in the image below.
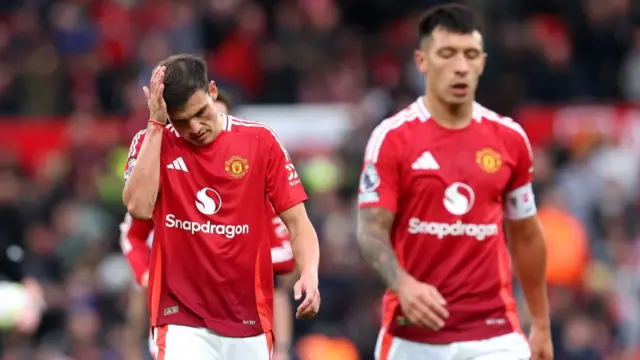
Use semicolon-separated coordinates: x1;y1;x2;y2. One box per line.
475;148;502;173
224;155;249;179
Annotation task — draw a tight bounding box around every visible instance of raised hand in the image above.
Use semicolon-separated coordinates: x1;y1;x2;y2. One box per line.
143;66;169;125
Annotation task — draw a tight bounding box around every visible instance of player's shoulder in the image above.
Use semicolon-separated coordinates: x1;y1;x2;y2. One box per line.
365;99;425;158
373;99;426;137
474;103;530;146
225;115;289;156
225;115;275;137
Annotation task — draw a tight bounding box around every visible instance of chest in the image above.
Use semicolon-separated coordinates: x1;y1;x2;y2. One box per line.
160;136;266;215
399;131;515;207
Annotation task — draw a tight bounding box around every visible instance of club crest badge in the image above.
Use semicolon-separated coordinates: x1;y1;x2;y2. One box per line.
475;148;502;173
225;155;249;179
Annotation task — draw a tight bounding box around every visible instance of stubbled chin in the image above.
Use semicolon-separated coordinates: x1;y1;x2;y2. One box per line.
191;135;214;146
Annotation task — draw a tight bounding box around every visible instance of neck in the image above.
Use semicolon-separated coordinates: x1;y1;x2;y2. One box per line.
424;94;474;130
212;112;225;139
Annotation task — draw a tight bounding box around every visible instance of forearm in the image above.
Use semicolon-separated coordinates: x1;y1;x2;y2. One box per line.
273;283;293;352
125;287;148;355
357;228;405;292
510;234;549;327
123;125;163;219
290;221;320;275
357;208;405;292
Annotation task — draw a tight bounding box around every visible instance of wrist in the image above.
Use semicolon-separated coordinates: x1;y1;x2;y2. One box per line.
392;270;411;293
274;343;291;353
299;265;318;278
148;119;165;129
531;317;551;330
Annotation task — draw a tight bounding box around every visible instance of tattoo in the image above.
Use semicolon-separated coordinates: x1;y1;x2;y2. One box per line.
357;207;402;291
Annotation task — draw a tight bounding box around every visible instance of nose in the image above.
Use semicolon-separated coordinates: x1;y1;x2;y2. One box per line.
188;119;202;134
453;54;470;76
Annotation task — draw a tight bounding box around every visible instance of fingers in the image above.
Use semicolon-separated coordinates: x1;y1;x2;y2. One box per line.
296;290;314;313
150;66;166;98
293;280;303;300
405;303;445;330
146;66;168;120
431;288;447;306
404;287;449;330
296;290;320;319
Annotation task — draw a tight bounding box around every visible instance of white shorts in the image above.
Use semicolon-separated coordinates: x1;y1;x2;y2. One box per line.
375;330;531;360
150;325;273;360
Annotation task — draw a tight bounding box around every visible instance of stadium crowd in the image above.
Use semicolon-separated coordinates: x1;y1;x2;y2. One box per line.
0;0;639;359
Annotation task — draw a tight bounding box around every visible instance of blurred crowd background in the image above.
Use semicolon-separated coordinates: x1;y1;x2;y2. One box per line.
0;0;639;359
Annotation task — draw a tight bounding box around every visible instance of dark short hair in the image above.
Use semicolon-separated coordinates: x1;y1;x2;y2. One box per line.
216;90;233;112
418;4;482;40
158;54;209;113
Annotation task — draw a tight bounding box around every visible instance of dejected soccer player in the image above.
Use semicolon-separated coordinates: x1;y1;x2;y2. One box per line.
120;92;297;360
357;4;552;360
123;54;320;360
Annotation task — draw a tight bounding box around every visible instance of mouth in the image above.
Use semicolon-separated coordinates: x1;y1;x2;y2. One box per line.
192;132;207;141
450;83;469;96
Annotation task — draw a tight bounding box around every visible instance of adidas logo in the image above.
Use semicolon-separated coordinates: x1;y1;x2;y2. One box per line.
411;151;440;170
167;157;189;172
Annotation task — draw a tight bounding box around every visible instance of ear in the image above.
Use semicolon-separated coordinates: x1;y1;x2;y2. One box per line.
208;80;218;100
414;49;427;75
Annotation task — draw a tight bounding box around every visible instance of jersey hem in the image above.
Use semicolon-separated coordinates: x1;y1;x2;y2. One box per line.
385;324;515;344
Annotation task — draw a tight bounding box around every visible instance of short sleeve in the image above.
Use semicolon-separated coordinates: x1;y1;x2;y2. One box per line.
358;123;401;213
124;129;147;182
504;124;537;220
265;129;308;214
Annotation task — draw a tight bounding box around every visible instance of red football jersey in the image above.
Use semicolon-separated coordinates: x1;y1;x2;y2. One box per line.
359;97;536;344
119;207;295;283
124;115;307;337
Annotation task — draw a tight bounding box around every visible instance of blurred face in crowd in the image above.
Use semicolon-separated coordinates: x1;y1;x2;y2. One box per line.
168;81;220;146
414;26;486;105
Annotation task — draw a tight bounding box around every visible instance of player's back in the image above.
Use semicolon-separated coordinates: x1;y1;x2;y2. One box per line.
361;97;533;343
139;115;305;337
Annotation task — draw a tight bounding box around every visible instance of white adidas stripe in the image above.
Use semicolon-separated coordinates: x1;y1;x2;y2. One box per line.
229;117;291;160
365;106;421;163
167;157;188;172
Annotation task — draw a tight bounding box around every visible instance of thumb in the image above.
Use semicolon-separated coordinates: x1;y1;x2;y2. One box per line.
293;280;303;300
143;86;150;99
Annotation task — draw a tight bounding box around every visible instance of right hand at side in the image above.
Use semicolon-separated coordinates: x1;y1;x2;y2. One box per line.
143;66;169;125
396;273;449;330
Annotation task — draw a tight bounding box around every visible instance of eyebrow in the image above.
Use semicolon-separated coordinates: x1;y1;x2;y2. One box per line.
171;104;208;122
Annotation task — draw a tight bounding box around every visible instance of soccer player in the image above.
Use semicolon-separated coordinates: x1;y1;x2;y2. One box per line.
122;54;320;359
120;93;296;360
357;4;552;360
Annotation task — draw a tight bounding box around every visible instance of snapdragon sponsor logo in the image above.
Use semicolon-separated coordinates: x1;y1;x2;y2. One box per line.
407;217;498;241
166;214;249;239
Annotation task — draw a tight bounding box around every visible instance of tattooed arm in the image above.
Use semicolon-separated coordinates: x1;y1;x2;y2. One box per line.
357;207;405;292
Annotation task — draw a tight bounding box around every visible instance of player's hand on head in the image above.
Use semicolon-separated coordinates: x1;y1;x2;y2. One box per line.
143;66;169;125
293;272;320;320
397;273;449;330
